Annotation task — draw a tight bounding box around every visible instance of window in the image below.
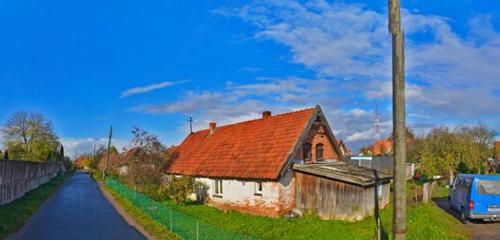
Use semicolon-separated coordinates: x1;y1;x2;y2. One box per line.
255;181;263;196
477;180;500;195
316;143;324;161
214;179;223;196
303;143;312;162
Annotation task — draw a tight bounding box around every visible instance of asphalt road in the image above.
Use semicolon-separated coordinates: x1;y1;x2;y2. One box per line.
8;172;145;240
435;198;500;240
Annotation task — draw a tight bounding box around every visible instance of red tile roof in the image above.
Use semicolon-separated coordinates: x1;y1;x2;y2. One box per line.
165;107;317;180
370;139;393;156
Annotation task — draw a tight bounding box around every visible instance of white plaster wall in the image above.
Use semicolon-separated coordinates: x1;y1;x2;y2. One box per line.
195;177;281;208
278;168;295;209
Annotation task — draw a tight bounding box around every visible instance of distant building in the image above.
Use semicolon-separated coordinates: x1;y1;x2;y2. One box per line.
361;139;393;156
495;141;500;160
164;106;391;220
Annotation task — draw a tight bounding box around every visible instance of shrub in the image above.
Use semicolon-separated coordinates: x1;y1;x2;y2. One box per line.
158;175;195;204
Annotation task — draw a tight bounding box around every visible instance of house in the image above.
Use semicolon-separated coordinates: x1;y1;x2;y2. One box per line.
495;141;500;160
165;105;391;220
362;139;393;156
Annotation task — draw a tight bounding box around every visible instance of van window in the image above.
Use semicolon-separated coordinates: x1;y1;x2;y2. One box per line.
477;180;500;195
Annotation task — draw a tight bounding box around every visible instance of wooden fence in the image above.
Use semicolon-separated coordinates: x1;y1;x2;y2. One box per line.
0;160;65;205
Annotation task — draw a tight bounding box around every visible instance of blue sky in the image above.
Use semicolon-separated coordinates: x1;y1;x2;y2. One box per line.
1;0;499;157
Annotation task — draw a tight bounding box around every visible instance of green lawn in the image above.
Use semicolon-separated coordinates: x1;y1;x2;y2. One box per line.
108;178;470;240
0;173;69;239
160;200;469;240
103;184;179;240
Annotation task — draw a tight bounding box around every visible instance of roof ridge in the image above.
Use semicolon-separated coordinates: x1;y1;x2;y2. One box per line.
192;106;316;133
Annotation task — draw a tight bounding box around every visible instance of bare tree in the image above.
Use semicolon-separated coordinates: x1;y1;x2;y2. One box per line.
2;111;60;161
125;127;168;199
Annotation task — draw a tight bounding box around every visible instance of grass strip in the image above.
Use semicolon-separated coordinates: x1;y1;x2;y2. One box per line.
0;173;69;239
102;184;179;240
105;178;470;240
160;199;470;240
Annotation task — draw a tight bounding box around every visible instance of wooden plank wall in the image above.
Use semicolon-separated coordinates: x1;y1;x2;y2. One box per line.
295;172;390;221
0;160;65;205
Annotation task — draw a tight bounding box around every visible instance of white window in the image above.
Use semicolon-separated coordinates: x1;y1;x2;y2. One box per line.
255;181;263;195
214;179;223;196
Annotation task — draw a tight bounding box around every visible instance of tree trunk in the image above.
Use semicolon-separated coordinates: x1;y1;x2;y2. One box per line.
449;168;454;186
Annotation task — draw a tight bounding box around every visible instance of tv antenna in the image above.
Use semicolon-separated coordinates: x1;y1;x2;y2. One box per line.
188;115;193;134
375;103;381;141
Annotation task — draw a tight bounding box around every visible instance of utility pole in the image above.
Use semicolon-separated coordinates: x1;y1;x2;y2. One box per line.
389;0;407;239
103;126;113;179
375;102;381;141
92;143;96;169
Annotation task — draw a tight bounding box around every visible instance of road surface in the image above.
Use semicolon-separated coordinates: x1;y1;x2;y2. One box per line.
9;172;145;240
435;198;500;240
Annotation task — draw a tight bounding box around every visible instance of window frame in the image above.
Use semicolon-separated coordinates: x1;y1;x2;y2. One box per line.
255;181;263;196
316;143;324;161
303;143;312;162
213;179;223;197
477;180;500;195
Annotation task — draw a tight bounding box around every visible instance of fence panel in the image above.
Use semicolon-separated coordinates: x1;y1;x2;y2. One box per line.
346;156;414;179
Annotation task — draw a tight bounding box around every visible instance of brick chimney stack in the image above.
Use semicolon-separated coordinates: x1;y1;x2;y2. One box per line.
262;111;272;119
209;122;217;134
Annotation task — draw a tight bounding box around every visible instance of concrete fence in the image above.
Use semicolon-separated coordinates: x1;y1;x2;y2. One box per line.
0;160;66;205
346;156;415;180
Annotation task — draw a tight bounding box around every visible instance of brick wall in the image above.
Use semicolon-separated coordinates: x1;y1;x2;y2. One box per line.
0;160;65;205
298;126;340;163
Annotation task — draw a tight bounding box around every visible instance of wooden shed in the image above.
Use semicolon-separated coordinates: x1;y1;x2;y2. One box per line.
293;162;392;221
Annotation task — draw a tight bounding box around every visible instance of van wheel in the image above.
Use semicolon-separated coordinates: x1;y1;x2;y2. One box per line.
460;208;469;224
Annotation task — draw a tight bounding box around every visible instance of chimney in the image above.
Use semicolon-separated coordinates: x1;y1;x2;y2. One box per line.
209;122;217;134
262;111;272;119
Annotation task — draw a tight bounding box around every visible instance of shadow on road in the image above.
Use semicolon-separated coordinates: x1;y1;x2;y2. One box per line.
433;197;500;240
433;197;460;220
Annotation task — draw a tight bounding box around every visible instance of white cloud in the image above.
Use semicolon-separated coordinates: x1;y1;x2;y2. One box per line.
221;1;500;118
220;1;390;79
130;77;381;152
129;1;500;153
60;137;129;159
214;0;500;146
120;80;190;98
95;116;109;121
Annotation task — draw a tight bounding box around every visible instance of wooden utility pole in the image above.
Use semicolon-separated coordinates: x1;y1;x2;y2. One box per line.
92;143;96;168
389;0;407;239
103;126;113;179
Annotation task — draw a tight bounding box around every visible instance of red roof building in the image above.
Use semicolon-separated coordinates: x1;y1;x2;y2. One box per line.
370;139;393;156
166;106;344;180
165;106;349;216
495;141;500;160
